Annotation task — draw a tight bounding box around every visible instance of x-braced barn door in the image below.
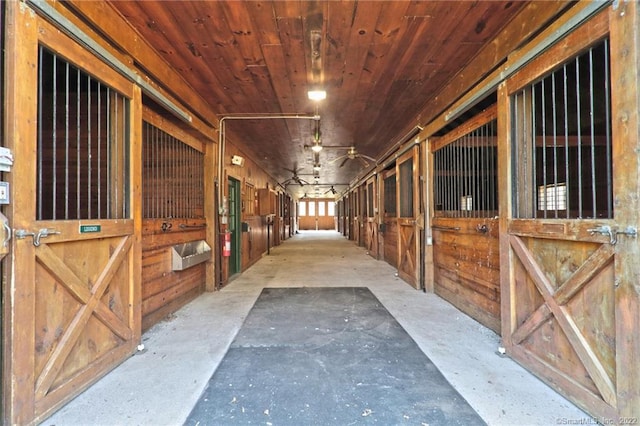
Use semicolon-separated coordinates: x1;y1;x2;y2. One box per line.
396;146;421;288
364;176;378;259
4;8;140;423
502;14;640;419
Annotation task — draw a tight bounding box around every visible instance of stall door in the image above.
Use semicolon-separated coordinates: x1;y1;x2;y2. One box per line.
5;12;140;423
364;177;378;258
381;170;398;268
396;147;420;288
503;27;638;419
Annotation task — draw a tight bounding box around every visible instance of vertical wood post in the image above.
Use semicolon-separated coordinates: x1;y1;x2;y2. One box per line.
2;2;38;424
497;81;515;349
130;85;143;343
609;0;640;417
204;137;218;291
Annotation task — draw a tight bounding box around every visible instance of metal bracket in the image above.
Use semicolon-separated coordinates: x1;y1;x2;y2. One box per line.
588;225;637;245
15;228;60;246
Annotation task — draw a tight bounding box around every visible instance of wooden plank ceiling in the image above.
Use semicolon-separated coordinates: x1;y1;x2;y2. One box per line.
108;0;528;198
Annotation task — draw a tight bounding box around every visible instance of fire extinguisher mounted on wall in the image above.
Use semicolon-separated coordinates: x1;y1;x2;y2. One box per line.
222;230;231;257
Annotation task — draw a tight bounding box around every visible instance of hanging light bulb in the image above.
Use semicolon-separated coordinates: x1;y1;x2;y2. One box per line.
313;163;321;172
311;141;323;152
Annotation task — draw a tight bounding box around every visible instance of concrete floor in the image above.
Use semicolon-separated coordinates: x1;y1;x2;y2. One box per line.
46;230;589;426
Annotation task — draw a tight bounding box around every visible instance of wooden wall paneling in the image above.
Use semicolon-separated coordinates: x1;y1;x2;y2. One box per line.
432;217;501;332
140;219;206;331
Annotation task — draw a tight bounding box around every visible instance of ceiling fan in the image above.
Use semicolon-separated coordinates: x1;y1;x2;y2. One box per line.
329;146;376;168
280;166;309;187
324;185;337;195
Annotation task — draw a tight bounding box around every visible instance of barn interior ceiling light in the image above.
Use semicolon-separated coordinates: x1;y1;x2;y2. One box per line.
308;90;326;101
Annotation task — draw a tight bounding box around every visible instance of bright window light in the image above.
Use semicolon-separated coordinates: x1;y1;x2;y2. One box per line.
538;183;567;211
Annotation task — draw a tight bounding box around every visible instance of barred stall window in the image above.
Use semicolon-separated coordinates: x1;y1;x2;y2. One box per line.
37;47;130;220
399;160;413;218
383;174;396;216
512;39;612;219
434;118;498;218
142;122;204;219
367;182;374;217
243;182;255;216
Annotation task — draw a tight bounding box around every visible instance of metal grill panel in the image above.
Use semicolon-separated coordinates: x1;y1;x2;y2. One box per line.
512;40;612;219
142;122;204;219
37;47;130;221
434;119;498;218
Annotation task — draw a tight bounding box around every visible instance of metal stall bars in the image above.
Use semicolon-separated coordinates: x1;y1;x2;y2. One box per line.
433;118;498;219
141;121;204;221
511;40;612;220
37;46;129;221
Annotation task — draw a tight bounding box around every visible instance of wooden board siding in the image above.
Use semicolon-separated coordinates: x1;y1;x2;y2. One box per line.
433;217;500;332
223;141;283;283
141;219;207;331
242;216;268;271
382;219;398;269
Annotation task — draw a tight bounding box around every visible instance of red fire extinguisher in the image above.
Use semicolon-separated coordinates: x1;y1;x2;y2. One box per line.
222;231;231;257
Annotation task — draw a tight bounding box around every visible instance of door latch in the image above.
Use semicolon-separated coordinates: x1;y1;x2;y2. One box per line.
15;228;60;246
587;225;637;245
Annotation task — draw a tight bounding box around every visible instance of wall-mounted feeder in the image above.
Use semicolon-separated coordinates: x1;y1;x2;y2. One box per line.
171;240;211;271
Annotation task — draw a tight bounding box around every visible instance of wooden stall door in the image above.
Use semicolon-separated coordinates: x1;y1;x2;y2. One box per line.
381;169;398;268
502;14;639;419
4;10;140;423
365;177;378;259
396;147;420;288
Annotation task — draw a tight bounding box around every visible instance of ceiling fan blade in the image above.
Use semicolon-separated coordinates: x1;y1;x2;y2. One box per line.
357;156;369;167
339;157;349;168
329;154;347;164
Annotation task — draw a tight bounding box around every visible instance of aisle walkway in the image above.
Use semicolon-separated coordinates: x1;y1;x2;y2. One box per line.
47;231;588;425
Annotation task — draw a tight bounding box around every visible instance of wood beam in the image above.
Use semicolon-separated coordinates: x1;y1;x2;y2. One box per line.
609;0;640;417
2;2;39;423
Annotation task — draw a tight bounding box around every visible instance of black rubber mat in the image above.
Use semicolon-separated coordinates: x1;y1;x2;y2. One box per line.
185;287;486;425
